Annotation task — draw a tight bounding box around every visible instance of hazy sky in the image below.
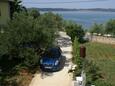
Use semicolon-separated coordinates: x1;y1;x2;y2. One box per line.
22;0;115;9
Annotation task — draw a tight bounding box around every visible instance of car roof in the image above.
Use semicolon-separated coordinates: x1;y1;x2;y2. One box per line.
48;46;61;51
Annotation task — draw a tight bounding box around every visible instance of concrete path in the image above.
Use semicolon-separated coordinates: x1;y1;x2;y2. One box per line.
29;31;73;86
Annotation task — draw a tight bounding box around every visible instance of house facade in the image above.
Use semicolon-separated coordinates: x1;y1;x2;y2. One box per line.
0;0;12;25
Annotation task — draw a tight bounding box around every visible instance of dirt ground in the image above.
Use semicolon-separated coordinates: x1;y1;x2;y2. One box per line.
29;31;73;86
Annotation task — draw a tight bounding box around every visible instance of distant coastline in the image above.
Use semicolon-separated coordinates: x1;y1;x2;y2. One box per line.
28;8;115;12
28;8;115;28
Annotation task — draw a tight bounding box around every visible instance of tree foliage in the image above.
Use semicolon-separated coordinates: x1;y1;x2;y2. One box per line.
90;23;104;35
38;12;63;30
64;21;85;42
105;19;115;35
10;0;27;17
29;9;40;19
0;11;62;67
89;20;115;37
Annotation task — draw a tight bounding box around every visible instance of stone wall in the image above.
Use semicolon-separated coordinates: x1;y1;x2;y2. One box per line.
91;36;115;44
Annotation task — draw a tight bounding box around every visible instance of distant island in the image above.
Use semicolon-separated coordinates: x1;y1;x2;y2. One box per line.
28;8;115;12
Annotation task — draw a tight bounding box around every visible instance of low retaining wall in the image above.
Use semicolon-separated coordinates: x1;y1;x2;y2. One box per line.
91;36;115;44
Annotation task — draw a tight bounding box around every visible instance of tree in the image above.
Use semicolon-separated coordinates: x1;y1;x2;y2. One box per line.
10;0;27;18
105;19;115;35
0;12;57;67
38;12;63;30
65;21;85;42
29;9;40;19
90;23;104;35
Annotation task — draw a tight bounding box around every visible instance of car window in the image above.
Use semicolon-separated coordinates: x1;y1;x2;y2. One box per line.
49;48;61;58
42;48;61;58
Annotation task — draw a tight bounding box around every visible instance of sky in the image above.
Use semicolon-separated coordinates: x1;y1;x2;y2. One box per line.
22;0;115;9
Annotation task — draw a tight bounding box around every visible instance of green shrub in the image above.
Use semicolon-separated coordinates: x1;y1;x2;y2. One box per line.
29;9;40;19
73;37;79;63
65;21;85;42
94;80;112;86
105;19;115;35
85;59;102;85
90;23;104;35
73;37;84;79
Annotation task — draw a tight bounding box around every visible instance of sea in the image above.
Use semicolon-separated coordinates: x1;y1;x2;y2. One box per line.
41;11;115;29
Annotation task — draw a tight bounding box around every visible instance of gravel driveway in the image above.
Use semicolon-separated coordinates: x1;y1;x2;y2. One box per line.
29;31;73;86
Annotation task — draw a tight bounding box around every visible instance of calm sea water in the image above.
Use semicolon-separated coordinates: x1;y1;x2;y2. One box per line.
41;11;115;29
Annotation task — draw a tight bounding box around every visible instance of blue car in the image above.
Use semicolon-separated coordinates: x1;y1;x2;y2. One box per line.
40;47;62;71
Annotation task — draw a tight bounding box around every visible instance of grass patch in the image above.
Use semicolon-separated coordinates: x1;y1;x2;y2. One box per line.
85;42;115;86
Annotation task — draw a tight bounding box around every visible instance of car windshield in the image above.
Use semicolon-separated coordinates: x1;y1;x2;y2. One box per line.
43;48;61;58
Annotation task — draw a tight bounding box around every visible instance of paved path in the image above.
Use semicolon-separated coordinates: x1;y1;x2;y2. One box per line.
29;31;73;86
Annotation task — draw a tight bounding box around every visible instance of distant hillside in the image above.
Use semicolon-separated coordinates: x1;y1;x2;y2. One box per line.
28;8;115;12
